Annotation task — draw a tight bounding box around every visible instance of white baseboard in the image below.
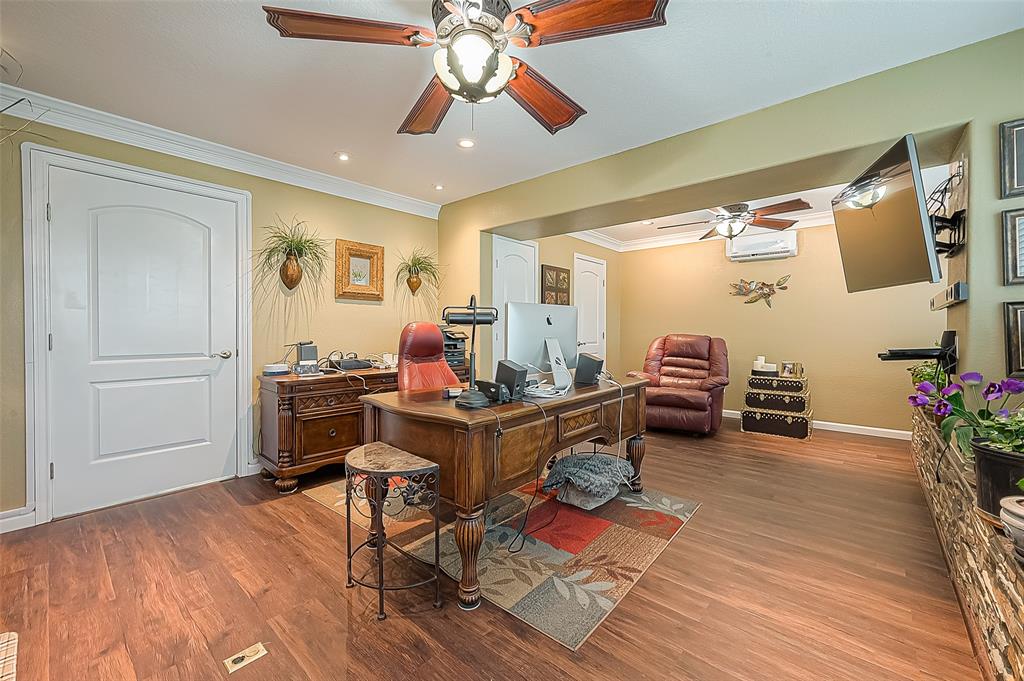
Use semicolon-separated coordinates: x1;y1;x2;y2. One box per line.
0;506;37;534
722;409;910;441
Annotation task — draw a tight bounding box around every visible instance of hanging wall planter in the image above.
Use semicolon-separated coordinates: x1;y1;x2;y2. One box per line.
406;272;422;294
255;216;330;294
394;248;440;296
279;252;303;290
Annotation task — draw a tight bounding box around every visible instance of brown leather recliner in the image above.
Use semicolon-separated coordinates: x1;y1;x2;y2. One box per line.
627;334;729;435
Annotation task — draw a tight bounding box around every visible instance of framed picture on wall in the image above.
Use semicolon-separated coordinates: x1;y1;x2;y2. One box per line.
541;264;570;305
1005;301;1024;377
1004;208;1024;285
336;239;384;301
1000;118;1024;199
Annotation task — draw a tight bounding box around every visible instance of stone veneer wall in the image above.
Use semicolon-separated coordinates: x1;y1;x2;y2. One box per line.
910;409;1024;680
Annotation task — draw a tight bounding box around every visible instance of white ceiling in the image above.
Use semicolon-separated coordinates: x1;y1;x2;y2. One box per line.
584;165;950;250
2;1;1021;205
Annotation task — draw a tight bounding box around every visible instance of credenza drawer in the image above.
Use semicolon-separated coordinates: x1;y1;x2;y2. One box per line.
296;411;361;463
295;391;361;414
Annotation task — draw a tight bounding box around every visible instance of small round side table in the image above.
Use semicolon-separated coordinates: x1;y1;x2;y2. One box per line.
344;442;442;620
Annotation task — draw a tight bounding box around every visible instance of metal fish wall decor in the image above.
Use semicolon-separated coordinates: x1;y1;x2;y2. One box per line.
729;275;791;308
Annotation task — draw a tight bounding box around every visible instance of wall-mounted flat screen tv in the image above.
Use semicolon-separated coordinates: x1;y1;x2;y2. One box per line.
831;134;941;293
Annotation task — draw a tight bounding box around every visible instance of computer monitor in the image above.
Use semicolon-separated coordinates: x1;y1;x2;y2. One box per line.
505;302;579;376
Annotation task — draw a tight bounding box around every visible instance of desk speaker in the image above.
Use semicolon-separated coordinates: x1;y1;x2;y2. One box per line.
575;353;603;386
495;359;527;400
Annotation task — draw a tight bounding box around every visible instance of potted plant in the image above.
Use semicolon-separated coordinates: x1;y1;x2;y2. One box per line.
255;216;330;291
1000;479;1024;564
907;359;948;389
394;248;441;295
906;368;950;427
912;373;1024;522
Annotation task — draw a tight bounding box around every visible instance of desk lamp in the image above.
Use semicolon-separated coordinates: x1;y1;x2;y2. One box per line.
442;295;497;409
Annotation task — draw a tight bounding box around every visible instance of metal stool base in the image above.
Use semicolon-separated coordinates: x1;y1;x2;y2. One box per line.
344;444;442;620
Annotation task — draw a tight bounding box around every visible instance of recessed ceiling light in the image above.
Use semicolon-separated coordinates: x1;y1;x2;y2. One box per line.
457;138;476;149
434;184;444;191
642;220;654;225
336;151;350;161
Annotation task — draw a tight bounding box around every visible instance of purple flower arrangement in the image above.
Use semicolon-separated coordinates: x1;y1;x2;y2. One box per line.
910;372;1024;457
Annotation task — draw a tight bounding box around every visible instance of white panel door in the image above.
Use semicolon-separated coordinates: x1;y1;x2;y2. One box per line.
492;235;538;373
573;254;606;359
48;166;238;517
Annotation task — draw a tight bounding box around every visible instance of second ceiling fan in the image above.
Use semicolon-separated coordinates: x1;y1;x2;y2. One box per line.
657;198;813;240
263;0;669;135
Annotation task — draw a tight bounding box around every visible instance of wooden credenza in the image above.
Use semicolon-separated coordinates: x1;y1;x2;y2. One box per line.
259;365;469;493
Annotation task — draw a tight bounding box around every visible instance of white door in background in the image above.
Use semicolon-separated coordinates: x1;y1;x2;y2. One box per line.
48;166;239;517
574;253;607;360
492;235;538;373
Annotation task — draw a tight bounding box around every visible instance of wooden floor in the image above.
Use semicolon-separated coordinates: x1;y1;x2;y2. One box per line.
1;422;980;681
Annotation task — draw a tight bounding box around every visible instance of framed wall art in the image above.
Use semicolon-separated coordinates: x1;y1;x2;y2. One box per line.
1000;118;1024;199
541;264;570;305
1004;208;1024;285
336;239;384;301
1006;301;1024;377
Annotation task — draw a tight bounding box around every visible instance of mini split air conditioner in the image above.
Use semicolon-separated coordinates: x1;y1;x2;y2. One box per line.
726;230;798;262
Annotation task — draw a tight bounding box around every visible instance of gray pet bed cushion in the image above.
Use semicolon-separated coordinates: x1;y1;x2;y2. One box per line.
542;453;635;510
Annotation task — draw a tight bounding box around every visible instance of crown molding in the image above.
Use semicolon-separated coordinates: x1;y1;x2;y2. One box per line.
571;210;835;253
0;84;441;219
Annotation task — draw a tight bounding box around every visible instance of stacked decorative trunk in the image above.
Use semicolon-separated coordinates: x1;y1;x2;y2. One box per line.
741;374;812;439
910;409;1024;680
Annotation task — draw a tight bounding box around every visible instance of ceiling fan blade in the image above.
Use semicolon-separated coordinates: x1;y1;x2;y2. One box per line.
506;59;586;134
750;217;797;230
699;227;720;240
263;6;436;47
656;220;712;230
505;0;668;47
397;77;454;135
752;198;811;217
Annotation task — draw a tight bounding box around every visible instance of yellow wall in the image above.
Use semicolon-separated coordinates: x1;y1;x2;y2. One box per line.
0;117;437;511
535;235;623;376
438;30;1024;390
617;227;946;430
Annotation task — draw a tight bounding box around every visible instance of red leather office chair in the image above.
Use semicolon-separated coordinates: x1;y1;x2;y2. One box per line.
397;322;461;391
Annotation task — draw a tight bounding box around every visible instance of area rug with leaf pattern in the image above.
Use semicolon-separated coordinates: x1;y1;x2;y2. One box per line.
303;479;699;650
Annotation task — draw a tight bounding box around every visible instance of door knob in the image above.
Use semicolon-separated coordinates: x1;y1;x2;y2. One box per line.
210;350;233;359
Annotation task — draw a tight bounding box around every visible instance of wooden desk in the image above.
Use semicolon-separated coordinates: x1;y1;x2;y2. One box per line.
258;365;469;492
360;376;648;609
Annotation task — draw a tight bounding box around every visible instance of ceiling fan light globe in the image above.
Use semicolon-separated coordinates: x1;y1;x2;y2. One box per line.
450;30;494;84
715;218;748;239
484;53;514;94
433;48;462;91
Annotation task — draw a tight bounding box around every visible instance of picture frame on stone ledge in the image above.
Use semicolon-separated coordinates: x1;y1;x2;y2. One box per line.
1004;208;1024;285
1005;301;1024;377
1001;118;1024;199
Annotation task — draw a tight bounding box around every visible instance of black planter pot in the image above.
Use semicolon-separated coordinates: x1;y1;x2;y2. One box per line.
973;438;1024;523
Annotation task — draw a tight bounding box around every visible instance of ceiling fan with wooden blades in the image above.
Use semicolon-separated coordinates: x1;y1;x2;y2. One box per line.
263;0;669;135
656;198;812;240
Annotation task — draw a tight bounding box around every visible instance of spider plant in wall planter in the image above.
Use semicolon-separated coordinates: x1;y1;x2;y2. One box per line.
394;248;440;295
255;216;330;291
912;373;1024;523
